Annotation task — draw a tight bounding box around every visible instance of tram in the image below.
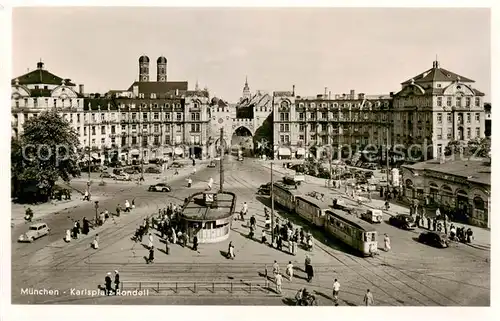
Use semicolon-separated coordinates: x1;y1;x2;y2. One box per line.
272;182;301;212
295;195;330;228
325;209;378;256
271;182;378;256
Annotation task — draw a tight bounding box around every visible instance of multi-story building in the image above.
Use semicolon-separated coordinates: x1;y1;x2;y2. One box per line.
272;87;392;160
392;60;486;159
11;61;86;143
83;56;211;162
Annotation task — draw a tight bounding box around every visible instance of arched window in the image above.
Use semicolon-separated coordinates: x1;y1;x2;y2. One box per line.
441;185;453;206
429;182;439;203
473;196;485;210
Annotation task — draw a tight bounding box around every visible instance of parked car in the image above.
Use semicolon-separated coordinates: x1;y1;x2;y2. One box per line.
169;162;184;169
124;167;140;175
389;214;416;230
148;183;171;192
364;171;374;179
113;168;124;175
361;209;383;223
145;166;161;174
207;161;216;168
418;231;449;248
257;182;271;195
100;172;117;179
18;223;50;242
115;173;131;181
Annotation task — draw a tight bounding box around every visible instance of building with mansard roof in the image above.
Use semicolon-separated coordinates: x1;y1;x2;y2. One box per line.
392;59;486;159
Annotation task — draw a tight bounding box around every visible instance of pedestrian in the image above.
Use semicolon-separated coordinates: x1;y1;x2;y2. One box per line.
193;235;198;251
114;270;120;295
363;289;374;306
305;263;314;282
92;234;99;249
273;260;280;277
131;199;135;210
64;229;71;242
261;229;267;244
416;214;420;228
332;279;340;306
105;272;113;295
147;233;153;249
288;240;293;255
125;200;130;212
116;205;121;217
384;234;391;251
250;215;256;229
275;272;283;294
83;189;90;201
292;240;297;255
286;261;294;281
147;246;155;264
277;235;283;251
427;216;432;230
228;243;235;259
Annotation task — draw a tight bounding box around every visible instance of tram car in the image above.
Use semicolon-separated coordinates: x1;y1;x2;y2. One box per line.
325;209;378;256
272;182;302;212
295;195;330;227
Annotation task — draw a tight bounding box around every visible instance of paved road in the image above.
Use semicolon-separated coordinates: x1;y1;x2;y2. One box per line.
11;157;490;306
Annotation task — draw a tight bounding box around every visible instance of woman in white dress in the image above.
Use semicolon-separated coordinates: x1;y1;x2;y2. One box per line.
65;229;71;242
228;244;235;259
384;234;391;251
92;234;99;249
148;233;153;249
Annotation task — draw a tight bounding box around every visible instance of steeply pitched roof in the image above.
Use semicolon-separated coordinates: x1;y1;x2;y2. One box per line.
12;69;75;86
402;65;474;85
127;81;188;94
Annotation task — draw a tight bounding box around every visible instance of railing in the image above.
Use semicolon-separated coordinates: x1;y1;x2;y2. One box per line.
120;279;272;295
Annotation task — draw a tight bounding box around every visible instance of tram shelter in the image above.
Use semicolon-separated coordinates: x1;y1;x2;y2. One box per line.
180;191;237;243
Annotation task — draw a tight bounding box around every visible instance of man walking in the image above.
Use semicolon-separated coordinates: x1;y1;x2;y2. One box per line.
332;278;340;306
384;234;391;252
272;260;280;278
363;289;374;306
114;270;120;295
105;272;113;296
148;233;154;250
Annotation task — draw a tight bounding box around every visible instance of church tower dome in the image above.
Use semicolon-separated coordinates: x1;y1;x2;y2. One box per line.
139;55;150;82
157;56;167;82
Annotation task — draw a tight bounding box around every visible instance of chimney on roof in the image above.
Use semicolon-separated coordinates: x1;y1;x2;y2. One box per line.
433;59;440;69
37;61;44;70
324;87;328;98
350;89;355;100
292;85;295;96
328;91;331;99
79;84;84;95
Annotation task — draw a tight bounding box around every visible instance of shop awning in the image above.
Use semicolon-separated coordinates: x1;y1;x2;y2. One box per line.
296;148;306;155
278;147;291;156
174;147;184;155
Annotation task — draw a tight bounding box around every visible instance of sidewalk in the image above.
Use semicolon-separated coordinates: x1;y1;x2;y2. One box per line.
10;192;107;227
259;160;490;247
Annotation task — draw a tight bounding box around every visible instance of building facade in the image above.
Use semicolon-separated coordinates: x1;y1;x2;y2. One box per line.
392;60;486;159
11;61;86;143
401;159;490;228
272;87;392;160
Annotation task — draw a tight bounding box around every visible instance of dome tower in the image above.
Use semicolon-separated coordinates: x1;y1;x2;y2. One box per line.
139;55;150;82
157;56;167;82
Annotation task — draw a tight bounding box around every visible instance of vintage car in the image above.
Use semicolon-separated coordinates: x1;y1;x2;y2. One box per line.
148;183;172;192
389;214;416;230
18;222;50;242
418;231;449;248
361;209;383;224
145;166;162;174
169;162;184;169
100;172;117;179
207;161;216;168
114;173;131;181
257;182;271;195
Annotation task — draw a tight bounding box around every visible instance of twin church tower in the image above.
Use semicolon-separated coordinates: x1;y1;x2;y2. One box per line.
138;55;168;82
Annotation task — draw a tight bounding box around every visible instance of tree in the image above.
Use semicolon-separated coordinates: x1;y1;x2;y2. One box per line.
11;111;81;203
467;137;491;159
444;139;464;156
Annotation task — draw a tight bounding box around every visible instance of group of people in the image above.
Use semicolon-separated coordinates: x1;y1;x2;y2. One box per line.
64;217;91;243
103;270;120;295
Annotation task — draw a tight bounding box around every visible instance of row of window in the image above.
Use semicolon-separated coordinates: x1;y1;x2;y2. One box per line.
14;98;81;108
280;101;389;109
79;123;203;135
437;112;481;124
84;134;202;146
436;127;481;140
436;96;481;108
278;112;389;122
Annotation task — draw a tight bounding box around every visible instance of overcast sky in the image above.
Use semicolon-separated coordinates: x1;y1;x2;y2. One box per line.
12;7;490;102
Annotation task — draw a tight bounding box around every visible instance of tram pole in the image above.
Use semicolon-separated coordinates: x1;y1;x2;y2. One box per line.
270;161;275;244
219;128;224;192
